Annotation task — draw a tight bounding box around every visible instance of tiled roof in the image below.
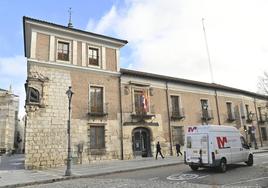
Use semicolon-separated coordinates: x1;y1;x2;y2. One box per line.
120;68;268;100
23;16;128;45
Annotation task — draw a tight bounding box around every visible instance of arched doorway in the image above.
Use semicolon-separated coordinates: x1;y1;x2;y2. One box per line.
132;127;151;157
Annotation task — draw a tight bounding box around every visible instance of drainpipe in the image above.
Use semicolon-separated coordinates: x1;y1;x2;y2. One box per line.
253;97;263;147
214;89;221;125
119;75;124;160
165;81;173;156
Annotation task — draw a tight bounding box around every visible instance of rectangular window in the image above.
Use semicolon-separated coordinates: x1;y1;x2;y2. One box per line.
201;99;209;118
57;41;69;61
261;127;267;141
258;107;263;122
172;126;184;146
90;126;105;149
134;90;148;114
90;86;103;113
88;47;99;66
201;99;208;109
226;102;235;120
171;96;180;114
245;104;250;119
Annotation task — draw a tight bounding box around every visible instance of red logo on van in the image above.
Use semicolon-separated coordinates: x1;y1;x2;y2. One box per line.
217;136;227;148
188;127;197;132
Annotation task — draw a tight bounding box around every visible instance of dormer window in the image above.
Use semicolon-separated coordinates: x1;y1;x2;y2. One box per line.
57;41;69;61
88;47;99;66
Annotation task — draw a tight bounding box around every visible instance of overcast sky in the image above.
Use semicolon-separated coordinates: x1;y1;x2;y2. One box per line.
0;0;267;117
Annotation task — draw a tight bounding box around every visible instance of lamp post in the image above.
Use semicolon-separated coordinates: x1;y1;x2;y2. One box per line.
65;86;74;176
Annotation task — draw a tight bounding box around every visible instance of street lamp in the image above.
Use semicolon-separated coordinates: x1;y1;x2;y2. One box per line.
65;86;74;176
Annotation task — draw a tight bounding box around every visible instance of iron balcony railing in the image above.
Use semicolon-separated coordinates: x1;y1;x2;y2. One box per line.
171;108;185;120
88;102;108;117
201;109;214;121
227;111;236;121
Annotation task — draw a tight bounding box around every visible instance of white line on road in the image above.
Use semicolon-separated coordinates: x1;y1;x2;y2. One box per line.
149;177;159;181
197;175;209;179
254;153;268;157
223;176;268;186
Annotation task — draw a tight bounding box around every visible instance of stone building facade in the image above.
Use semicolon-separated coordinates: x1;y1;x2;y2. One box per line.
0;88;19;154
23;17;268;169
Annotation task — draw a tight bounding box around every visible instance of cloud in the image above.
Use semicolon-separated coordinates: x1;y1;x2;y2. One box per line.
0;55;27;118
86;0;268;93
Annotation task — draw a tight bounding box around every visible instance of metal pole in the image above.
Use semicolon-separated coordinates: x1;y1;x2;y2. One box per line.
65;92;72;176
202;18;214;83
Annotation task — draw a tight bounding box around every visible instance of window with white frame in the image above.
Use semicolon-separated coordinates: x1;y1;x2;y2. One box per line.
88;47;99;66
134;89;148;114
90;86;103;113
57;41;70;61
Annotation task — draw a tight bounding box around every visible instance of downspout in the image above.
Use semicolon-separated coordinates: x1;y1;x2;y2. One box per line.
119;75;124;160
253;97;263;147
214;89;221;125
165;81;173;156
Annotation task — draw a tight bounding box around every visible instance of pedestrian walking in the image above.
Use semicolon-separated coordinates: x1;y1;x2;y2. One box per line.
155;141;164;159
176;143;183;156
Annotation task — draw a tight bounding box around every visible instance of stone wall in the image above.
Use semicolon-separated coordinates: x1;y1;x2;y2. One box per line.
0;89;19;153
25;63;71;169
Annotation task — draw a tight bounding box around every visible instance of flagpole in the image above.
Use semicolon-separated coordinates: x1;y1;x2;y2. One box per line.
202;18;214;83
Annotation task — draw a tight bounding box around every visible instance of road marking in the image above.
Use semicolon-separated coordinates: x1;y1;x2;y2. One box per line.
149;177;159;181
197;175;209;179
223;176;268;186
167;173;201;181
262;162;268;164
254;153;268;157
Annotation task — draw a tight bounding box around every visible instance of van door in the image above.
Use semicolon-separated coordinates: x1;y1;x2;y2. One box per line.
230;135;243;163
186;134;209;164
240;136;250;161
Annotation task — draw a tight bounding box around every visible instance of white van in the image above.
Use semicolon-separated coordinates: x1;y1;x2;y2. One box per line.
184;125;253;172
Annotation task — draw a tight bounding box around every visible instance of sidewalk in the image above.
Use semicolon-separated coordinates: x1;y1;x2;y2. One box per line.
0;147;267;188
0;155;182;188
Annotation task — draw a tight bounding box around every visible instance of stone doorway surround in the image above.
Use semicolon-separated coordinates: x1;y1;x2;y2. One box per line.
132;127;152;157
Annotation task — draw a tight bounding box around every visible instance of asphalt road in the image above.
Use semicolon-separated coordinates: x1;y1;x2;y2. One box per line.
25;152;268;188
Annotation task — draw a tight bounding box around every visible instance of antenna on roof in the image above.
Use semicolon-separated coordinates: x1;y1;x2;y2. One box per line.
68;7;73;28
202;18;214;83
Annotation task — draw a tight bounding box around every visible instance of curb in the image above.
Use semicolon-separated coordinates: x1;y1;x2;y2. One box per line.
0;161;183;188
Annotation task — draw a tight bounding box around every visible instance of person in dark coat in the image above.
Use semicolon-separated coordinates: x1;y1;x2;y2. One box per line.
176;143;183;156
155;141;164;159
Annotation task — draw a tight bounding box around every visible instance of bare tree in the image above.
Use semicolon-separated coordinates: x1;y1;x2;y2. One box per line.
258;71;268;95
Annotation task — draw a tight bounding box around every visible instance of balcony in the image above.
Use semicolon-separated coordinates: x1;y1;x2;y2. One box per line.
227;111;236;121
201;109;213;121
88;103;108;117
246;113;253;123
131;106;155;122
259;113;268;123
171;108;185;120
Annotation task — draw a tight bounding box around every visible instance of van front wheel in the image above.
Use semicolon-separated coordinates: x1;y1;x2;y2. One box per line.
246;154;253;166
190;165;199;171
218;159;227;173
